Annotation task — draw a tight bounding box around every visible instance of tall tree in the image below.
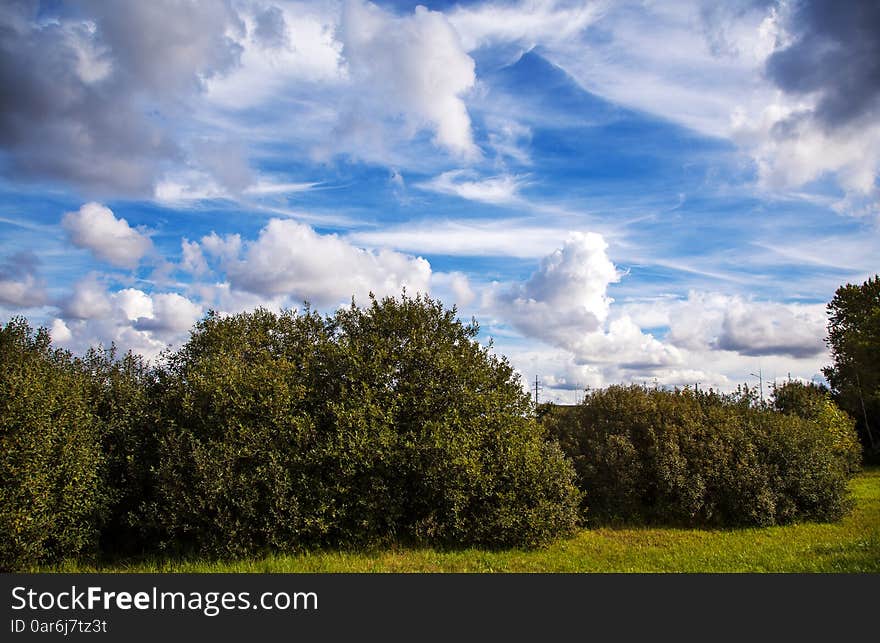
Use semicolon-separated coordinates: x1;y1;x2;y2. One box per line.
823;275;880;454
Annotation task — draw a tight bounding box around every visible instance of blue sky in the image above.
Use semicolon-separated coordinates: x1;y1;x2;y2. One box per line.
1;0;878;401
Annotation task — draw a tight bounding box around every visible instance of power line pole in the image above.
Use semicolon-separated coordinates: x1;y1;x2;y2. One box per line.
750;367;764;405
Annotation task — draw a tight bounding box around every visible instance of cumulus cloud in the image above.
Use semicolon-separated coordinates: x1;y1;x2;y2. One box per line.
133;293;203;334
61;275;114;320
498;282;829;402
62;203;153;269
488;231;681;369
735;106;880;196
0;251;47;307
54;276;202;358
336;0;479;159
661;291;827;359
181;239;210;276
200;231;243;263
572;316;682;369
492;232;618;344
197;218;432;307
623;290;827;361
717;299;826;358
0;0;245;195
431;271;476;308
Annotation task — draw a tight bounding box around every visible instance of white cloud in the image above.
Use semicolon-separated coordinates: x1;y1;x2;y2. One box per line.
205;2;344;109
0;252;46;307
112;288;154;322
540;1;776;139
54;277;202;359
200;231;243;263
62;202;153;269
201;218;432;307
154;171;228;203
487;231;681;368
181;239;209;276
336;0;479;159
133;292;203;334
0;273;45;308
191;280;288;318
659;291;827;359
349;219;599;259
61;275;114;320
733;104;880;198
449;0;601;52
244;180;319;195
49;318;73;344
153;140;263;203
500;346;605;401
717;298;826;358
485;116;533;165
490;231;617;341
571;315;682;368
431;271;476;308
416;170;525;204
455;1;876;208
495;284;830;403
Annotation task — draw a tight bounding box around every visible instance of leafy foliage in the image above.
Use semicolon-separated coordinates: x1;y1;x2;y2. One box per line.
2;282;869;567
772;380;862;474
148;295;580;555
546;384;860;527
0;318;105;570
78;345;157;554
823;275;880;454
771;380;828;416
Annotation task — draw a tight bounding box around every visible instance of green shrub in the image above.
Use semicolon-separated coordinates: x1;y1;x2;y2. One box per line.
547;385;860;527
772;380;862;474
149;295;580;556
78;346;156;554
146;307;329;556
324;295;580;548
772;380;829;416
0;319;105;570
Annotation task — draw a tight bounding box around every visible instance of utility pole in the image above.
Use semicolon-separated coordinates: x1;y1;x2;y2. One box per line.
750;367;764;405
534;375;540;407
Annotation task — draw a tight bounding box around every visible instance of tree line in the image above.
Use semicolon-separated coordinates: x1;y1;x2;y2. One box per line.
1;276;876;571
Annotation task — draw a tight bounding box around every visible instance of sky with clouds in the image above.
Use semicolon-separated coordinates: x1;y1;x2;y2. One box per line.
1;0;878;402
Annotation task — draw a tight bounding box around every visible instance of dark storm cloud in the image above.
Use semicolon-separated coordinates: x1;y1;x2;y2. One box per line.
0;1;245;196
766;0;880;129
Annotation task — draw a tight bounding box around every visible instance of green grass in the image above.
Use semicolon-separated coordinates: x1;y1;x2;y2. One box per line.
45;467;880;573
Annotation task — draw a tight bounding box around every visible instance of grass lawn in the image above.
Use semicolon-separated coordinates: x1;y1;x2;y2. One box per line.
45;467;880;573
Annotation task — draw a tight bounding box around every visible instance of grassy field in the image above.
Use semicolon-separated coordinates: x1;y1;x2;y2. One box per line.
45;467;880;573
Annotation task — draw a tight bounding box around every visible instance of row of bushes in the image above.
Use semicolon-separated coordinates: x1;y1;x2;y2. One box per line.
0;294;863;570
1;296;581;570
545;384;861;526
